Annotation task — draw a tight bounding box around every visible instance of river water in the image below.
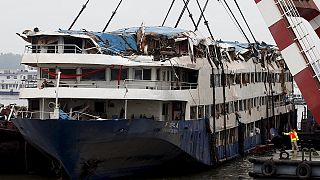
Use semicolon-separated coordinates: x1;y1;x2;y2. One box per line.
0;157;254;180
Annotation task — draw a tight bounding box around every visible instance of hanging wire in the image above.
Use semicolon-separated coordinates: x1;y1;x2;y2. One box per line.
162;0;176;26
233;0;257;43
175;0;190;28
220;0;251;43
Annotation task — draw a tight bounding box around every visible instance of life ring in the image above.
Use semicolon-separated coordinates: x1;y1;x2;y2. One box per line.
279;151;289;159
296;162;311;179
261;160;276;177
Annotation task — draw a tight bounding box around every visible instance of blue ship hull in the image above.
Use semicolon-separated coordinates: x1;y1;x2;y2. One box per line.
13;118;214;179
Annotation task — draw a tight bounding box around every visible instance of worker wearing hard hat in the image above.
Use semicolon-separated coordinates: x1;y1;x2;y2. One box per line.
283;129;299;153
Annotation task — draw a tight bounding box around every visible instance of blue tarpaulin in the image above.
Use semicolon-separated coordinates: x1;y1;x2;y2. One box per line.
112;26;189;39
94;32;138;53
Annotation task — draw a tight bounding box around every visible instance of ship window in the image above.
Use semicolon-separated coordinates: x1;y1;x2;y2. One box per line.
224;103;229;114
29;99;40;111
156;69;160;80
190;106;197;119
6;76;10;79
64;37;82;54
234;101;238;112
205;105;210;118
235;73;241;84
134;69;142;80
198;105;204;118
239;100;243;111
263;72;267;82
143;69;151;80
210;104;214;117
251;73;255;83
40;68;56;79
94;102;106;113
243;100;247;111
229;102;234;113
82;68;106;81
215;104;220;117
60;69;77;80
111;69;127;81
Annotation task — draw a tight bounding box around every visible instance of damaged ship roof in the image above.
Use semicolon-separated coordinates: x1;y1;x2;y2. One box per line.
112;26;192;39
93;32;138;53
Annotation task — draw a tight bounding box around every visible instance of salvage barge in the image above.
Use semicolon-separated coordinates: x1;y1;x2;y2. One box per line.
13;25;294;179
249;148;320;179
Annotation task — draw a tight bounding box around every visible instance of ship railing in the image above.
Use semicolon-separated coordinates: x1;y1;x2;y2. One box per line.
25;44;83;54
16;110;101;120
123;79;198;90
20;79;198;90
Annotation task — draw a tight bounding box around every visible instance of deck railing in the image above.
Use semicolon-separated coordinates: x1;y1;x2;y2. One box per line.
24;44;100;54
20;79;198;90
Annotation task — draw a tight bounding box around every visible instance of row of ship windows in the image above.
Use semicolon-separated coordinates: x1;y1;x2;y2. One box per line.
211;72;293;87
3;75;35;80
190;94;287;119
40;68;198;85
0;84;19;89
216;121;259;145
42;68;163;81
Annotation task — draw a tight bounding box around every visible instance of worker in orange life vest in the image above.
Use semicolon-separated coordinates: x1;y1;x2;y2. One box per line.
283;129;299;152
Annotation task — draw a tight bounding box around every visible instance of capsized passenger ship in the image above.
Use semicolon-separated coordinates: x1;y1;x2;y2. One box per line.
13;26;294;179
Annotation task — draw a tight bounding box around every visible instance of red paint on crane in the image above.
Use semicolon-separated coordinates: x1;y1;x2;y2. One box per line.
269;19;295;51
294;66;320;122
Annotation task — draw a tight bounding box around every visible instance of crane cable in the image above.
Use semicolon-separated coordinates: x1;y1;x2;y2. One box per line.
195;0;209;31
181;0;197;30
233;0;258;43
162;0;176;26
175;0;190;28
102;0;124;32
220;0;251;44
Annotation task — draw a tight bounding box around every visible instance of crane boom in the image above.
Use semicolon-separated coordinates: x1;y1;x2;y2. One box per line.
255;0;320;123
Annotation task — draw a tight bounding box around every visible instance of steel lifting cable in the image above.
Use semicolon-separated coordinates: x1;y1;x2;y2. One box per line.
102;0;123;32
175;0;190;28
233;0;257;43
68;0;90;30
195;0;209;31
195;0;214;41
162;0;176;26
220;0;251;44
182;0;197;29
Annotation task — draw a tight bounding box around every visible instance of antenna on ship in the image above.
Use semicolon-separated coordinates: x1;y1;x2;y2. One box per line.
68;0;90;30
102;0;124;32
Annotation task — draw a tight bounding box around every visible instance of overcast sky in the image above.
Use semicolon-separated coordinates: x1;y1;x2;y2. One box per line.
0;0;275;54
